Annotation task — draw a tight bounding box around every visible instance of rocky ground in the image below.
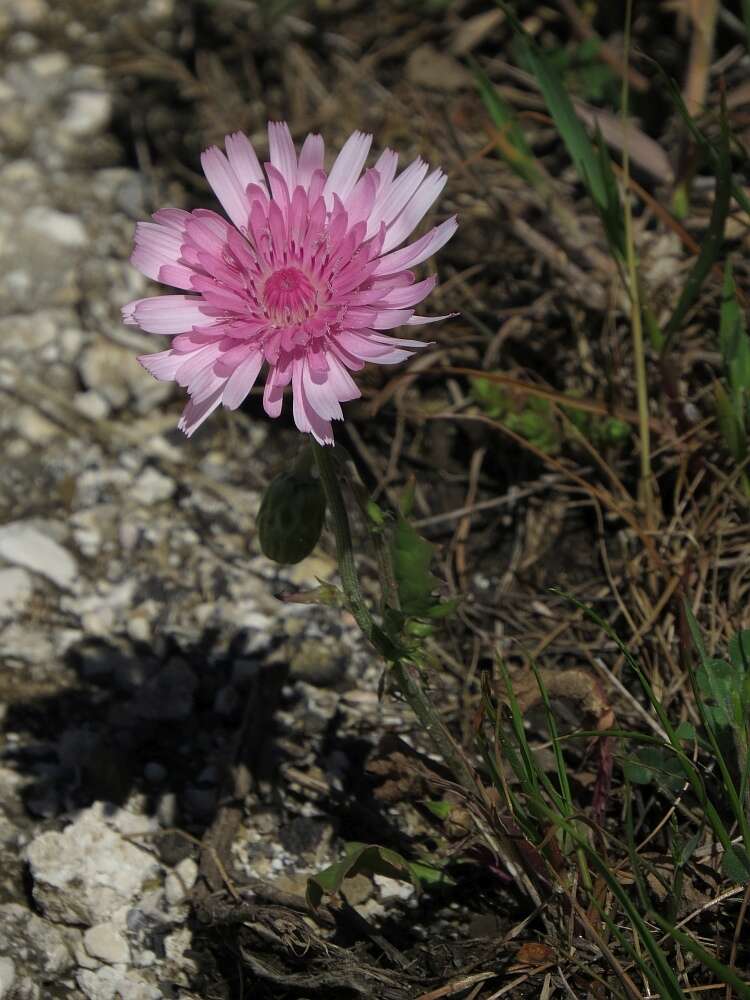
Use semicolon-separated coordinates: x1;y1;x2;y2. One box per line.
0;2;439;997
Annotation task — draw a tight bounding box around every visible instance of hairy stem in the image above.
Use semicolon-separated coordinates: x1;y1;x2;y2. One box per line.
312;442;476;792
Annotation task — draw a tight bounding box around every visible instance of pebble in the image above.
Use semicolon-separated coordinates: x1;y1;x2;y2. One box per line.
62;90;111;135
0;958;16;999
0;521;78;589
164;857;198;906
24;803;159;925
0;567;32;621
76;966;162;1000
0;903;73;980
24;206;89;247
74;389;111;421
131;467;175;505
83;922;130;965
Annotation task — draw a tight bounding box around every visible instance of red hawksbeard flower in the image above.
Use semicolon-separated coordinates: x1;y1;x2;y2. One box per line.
123;123;457;443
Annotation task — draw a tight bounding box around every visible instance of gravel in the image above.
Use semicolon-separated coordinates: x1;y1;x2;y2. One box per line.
0;1;408;994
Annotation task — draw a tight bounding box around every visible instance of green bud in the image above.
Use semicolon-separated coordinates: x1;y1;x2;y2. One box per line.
257;469;327;564
405;619;434;638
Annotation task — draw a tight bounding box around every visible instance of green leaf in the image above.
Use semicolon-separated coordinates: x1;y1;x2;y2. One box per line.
306;843;450;909
730;630;750;674
662;98;732;346
501;4;623;259
696;656;738;733
715;382;746;463
623;746;685;795
424;799;454;820
658;68;750;217
471;59;541;187
722;844;750;884
390;516;440;617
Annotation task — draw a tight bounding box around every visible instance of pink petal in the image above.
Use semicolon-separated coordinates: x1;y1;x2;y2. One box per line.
323;131;372;205
263;366;286;418
268;121;297;190
178;387;224;437
372;148;398;192
301;359;343;421
138;349;184;381
200;146;249;233
325;352;361;402
373;216;457;276
123;295;213;335
369;157;428;233
376;275;437;308
152;208;190;231
225;131;266;192
223;351;264;409
345;169;378;226
370;308;414;330
297;133;325;188
382;168;448;253
187;366;228;405
406;313;456;325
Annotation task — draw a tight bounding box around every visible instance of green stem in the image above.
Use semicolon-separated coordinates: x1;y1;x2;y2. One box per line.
312;442;478;793
313;443;375;641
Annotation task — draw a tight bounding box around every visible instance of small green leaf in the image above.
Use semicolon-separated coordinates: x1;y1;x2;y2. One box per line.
729;630;750;674
471;59;542;187
306;843;451;909
722;844;750;884
623;746;684;795
390;517;439;617
424;799;454;820
715;382;746;463
696;656;736;733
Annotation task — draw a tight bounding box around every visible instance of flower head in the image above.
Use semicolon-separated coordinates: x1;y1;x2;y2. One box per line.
123;123;456;443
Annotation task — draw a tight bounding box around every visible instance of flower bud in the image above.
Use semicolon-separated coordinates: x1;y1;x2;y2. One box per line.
257;469;326;564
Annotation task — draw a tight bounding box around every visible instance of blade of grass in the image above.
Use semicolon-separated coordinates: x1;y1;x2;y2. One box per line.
657;67;750;216
497;1;624;260
662;94;732;352
470;59;542;187
621;0;653;520
651;912;750;998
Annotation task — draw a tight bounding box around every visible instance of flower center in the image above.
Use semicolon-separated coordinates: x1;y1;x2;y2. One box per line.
263;267;316;324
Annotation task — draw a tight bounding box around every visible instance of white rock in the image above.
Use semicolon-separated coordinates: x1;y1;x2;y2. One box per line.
74;390;110;421
24;803;160;925
131;467;175;505
28;52;70;77
0;522;77;589
0;567;32;621
0;622;54;664
24;206;88;247
13;0;49;27
0;903;72;980
62;90;111;135
76;966;161;1000
83;922;130;965
165;857;198;906
0;957;16;999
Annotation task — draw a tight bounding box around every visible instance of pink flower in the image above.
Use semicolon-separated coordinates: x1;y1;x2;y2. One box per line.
123;123;456;443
